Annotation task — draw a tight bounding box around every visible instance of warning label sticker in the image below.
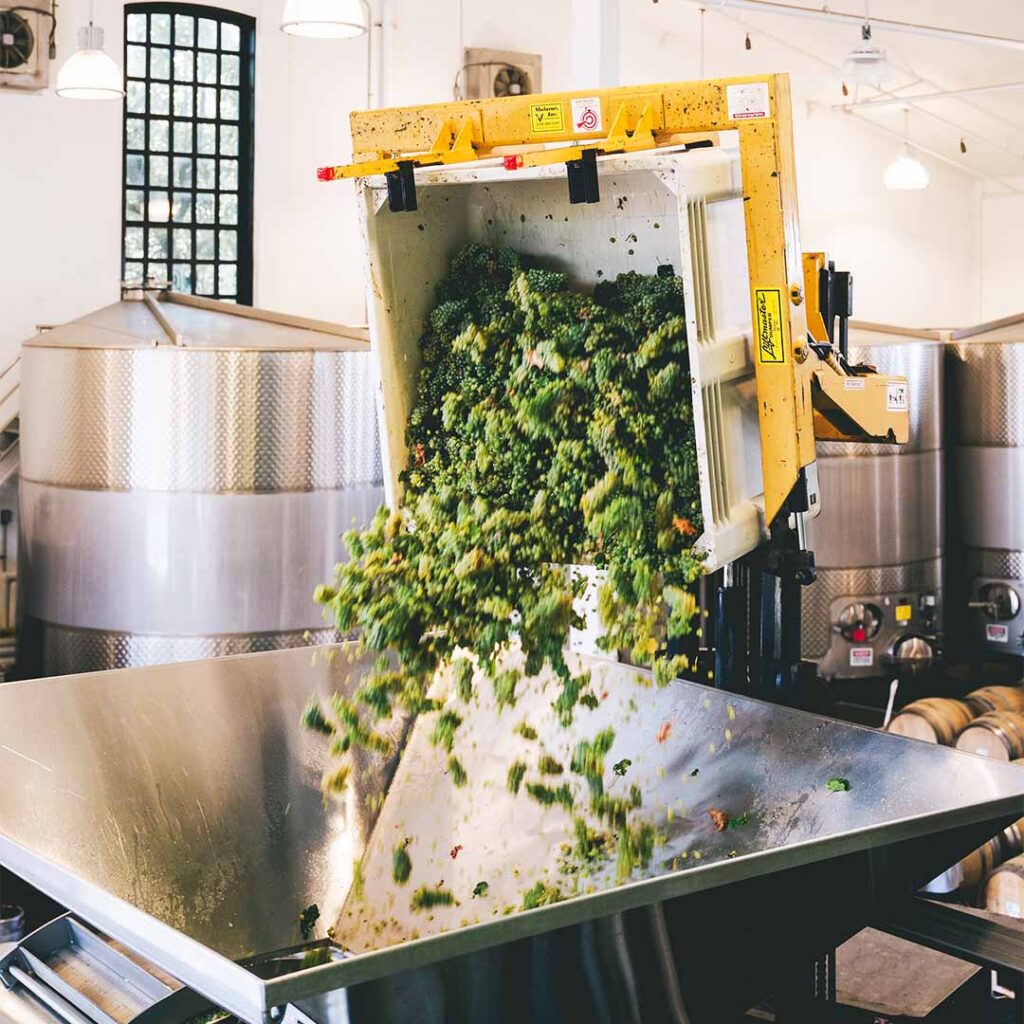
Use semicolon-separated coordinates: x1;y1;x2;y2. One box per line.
530;102;565;135
843;378;865;390
986;623;1010;644
726;82;770;120
887;381;909;412
754;288;786;364
895;604;913;623
571;96;603;134
850;647;874;668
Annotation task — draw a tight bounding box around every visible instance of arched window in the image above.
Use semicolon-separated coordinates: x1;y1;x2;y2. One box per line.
122;3;254;303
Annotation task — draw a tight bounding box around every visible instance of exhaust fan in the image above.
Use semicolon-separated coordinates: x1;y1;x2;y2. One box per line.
461;48;541;101
0;0;52;91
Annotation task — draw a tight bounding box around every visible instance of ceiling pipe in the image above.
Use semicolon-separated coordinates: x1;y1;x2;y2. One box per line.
839;81;1024;110
693;0;1024;52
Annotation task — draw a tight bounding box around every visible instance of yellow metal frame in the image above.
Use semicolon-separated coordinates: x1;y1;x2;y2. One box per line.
323;75;907;525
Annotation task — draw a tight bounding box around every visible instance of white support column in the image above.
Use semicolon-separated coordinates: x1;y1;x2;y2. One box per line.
571;0;621;89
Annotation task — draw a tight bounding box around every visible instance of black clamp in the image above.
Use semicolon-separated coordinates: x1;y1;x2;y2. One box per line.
386;160;418;213
567;149;600;205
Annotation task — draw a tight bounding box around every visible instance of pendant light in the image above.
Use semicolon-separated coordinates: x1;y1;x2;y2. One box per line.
280;0;367;38
884;109;929;190
56;0;124;100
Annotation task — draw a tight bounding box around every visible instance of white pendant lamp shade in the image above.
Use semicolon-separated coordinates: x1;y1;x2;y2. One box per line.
883;153;930;190
56;24;124;99
280;0;367;38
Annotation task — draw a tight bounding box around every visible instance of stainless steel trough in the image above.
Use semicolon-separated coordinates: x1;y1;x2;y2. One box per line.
0;645;1020;1024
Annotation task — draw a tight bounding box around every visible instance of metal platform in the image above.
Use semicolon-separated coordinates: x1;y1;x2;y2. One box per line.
0;646;1021;1024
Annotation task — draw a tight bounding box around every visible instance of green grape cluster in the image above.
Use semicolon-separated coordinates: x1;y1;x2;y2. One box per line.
310;243;704;895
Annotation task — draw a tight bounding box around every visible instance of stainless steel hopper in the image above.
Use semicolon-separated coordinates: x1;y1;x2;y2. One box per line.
0;645;1020;1024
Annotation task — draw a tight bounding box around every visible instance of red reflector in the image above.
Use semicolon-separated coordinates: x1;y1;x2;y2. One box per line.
852;626;867;642
316;166;335;182
504;154;523;170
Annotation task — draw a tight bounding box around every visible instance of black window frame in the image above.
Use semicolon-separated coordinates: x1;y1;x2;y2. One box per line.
121;2;255;305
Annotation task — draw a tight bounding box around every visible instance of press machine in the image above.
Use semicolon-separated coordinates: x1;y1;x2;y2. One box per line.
318;72;910;708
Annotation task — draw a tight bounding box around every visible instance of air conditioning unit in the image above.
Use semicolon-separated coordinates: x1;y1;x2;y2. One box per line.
462;48;541;101
0;0;51;92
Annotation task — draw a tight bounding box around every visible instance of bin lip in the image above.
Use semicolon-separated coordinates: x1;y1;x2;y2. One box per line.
358;143;737;194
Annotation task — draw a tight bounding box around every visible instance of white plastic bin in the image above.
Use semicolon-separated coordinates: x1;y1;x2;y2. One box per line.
357;146;765;571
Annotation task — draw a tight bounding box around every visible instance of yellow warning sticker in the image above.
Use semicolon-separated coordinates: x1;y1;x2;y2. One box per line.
895;604;912;623
530;101;565;135
754;288;786;364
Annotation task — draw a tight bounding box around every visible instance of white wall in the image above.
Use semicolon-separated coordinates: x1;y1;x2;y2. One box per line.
1;0;988;358
980;185;1024;321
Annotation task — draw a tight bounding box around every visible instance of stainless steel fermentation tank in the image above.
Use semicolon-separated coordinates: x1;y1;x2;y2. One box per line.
803;324;944;680
950;315;1024;658
17;292;384;676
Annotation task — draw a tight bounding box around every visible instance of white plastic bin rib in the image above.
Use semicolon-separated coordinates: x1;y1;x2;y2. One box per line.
358;147;766;571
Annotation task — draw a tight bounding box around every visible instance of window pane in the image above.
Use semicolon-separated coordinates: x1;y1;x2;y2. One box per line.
218;264;237;295
220;89;238;121
219;159;238;191
148;228;168;259
195;193;215;223
196;265;215;295
173;84;194;117
149;262;168;283
197;51;217;83
173;50;194;82
173;230;192;258
196;230;215;259
172;264;193;292
220;193;237;225
173;121;193;153
148;81;168;115
126;45;146;77
221;23;240;51
126;14;146;43
196;123;216;154
196;158;215;189
148;193;170;222
198;18;217;48
175;14;194;46
197;86;217;119
219;124;238;156
221;54;239;86
172;192;193;222
173;157;193;187
149;156;169;186
124;261;144;284
126;118;145;150
150;47;170;80
125;190;144;221
127;80;146;113
125;227;144;259
218;230;237;260
126;154;145;185
150;119;169;152
150;13;170;44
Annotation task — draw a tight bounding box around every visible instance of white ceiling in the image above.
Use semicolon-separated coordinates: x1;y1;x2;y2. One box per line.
680;1;1024;189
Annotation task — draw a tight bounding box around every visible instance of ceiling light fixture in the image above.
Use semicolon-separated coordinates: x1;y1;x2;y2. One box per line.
842;21;893;88
884;109;929;190
280;0;368;38
56;0;124;100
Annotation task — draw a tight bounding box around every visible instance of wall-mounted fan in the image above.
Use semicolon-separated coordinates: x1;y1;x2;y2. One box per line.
0;1;52;91
460;48;542;101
